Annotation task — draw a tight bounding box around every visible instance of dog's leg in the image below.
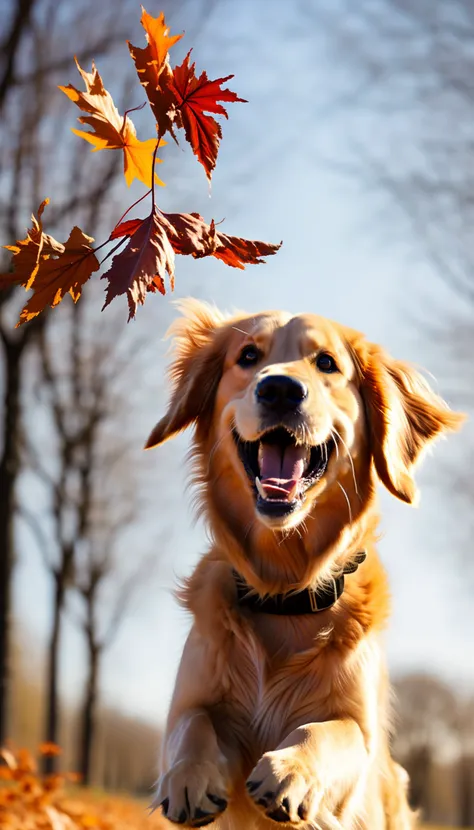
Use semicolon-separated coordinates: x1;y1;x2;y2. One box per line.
153;708;231;826
153;628;236;827
246;719;368;825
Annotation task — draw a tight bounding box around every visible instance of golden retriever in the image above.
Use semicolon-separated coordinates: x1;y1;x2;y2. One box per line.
146;300;463;830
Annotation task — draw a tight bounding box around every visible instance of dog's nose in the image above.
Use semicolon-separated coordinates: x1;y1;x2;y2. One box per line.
255;375;308;412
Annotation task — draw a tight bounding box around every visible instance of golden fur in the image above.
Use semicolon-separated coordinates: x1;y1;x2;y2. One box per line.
146;300;464;830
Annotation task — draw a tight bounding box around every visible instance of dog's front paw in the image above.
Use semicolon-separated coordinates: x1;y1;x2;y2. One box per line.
246;750;321;824
153;759;229;827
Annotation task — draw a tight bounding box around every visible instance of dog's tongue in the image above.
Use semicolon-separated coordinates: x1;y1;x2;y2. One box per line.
258;443;307;500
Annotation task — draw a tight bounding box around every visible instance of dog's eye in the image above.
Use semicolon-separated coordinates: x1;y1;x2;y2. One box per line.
316;352;338;373
237;345;261;368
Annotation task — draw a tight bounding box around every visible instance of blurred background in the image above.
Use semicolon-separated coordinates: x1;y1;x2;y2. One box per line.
1;0;474;826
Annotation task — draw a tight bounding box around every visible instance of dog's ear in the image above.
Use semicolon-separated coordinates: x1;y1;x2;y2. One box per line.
145;299;228;449
360;344;465;504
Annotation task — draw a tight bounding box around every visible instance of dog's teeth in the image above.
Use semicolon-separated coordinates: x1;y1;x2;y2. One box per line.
301;446;311;473
255;476;266;499
288;482;298;501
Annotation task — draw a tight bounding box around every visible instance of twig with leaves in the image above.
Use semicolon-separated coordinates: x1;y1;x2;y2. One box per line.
1;8;281;325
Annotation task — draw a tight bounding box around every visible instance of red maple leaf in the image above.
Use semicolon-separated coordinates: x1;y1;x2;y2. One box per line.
102;210;175;321
103;208;280;321
169;51;246;180
109;218;144;240
163;211;282;268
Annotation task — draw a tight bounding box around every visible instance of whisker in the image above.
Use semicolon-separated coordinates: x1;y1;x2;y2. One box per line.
278;529;289;546
205;428;233;478
330;429;340;462
332;427;360;499
293;523;303;542
336;480;353;525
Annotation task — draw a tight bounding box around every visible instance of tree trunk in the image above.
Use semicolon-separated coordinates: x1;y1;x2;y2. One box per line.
458;752;474;828
0;338;23;744
406;745;432;818
43;573;66;773
79;644;99;786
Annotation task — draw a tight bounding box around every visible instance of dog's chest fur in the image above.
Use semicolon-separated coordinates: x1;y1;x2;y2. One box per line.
214;603;383;769
184;556;386;770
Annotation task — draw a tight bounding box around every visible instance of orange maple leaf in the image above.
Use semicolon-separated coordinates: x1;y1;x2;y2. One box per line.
169;51;246;179
0;199;64;291
102;209;175;321
59;58;166;187
128;8;183;139
17;227;99;326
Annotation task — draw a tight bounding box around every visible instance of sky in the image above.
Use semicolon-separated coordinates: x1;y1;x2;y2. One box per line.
12;0;474;729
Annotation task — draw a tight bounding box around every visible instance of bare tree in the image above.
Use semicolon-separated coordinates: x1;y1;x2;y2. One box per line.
21;295;132;771
393;674;458;816
392;672;474;825
0;0;219;749
317;0;474;325
75;529;156;785
69;385;160;785
0;0;131;745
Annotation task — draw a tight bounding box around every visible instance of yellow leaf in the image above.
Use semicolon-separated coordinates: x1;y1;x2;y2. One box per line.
60;58;166;187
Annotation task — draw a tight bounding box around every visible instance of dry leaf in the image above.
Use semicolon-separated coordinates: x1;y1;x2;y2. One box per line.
109;218;144;240
0;200;64;291
128;8;182;138
18;227;99;326
163;211;282;268
38;745;62;759
60;59;165;187
102;210;175;320
103;208;280;320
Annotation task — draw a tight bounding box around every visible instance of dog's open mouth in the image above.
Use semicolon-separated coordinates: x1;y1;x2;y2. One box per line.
233;427;334;517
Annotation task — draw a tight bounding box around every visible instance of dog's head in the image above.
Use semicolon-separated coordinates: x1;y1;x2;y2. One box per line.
147;300;463;581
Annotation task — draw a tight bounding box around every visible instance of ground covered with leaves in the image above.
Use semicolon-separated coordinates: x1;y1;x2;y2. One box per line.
0;746;166;830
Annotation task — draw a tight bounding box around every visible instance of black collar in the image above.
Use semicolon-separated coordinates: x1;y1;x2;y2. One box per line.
233;551;367;615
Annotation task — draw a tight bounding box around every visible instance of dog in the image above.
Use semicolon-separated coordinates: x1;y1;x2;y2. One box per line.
146;300;463;829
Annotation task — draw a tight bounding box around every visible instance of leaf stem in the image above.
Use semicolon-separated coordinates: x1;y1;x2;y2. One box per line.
99;237;129;267
93;237;115;255
151;139;161;213
111;189;152;237
120;101;146;137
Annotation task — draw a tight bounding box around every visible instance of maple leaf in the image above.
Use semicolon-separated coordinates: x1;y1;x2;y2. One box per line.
103;208;280;320
128;8;183;138
0;199;64;291
109;218;144;240
102;209;175;321
59;58;165;187
163;211;282;268
169;51;247;179
18;227;99;326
